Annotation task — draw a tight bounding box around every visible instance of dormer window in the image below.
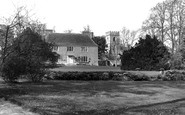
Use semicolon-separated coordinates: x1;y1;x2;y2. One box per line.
67;46;73;51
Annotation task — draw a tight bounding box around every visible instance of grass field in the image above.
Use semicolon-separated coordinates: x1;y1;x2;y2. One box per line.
51;65;122;72
1;80;185;115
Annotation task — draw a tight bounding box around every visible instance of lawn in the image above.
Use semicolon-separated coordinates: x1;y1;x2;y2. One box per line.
51;65;122;72
2;80;185;115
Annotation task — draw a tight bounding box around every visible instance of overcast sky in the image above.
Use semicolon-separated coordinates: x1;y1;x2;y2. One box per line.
0;0;165;36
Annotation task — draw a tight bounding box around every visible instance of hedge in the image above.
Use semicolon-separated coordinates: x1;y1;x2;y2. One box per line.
45;71;154;81
44;70;185;81
161;70;185;81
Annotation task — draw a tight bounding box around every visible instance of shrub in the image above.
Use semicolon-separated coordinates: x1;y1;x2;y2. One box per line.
108;72;114;79
101;72;109;80
44;70;185;81
170;52;184;70
26;70;46;82
112;73;129;81
1;55;27;82
126;73;151;81
162;70;185;81
50;71;111;81
46;71;152;81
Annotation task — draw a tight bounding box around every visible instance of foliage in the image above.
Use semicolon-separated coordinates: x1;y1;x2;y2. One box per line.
1;55;26;82
121;35;170;70
178;38;185;69
162;70;185;81
92;36;107;59
170;52;184;69
0;6;52;82
46;70;185;81
180;38;185;58
1;28;58;82
46;71;153;81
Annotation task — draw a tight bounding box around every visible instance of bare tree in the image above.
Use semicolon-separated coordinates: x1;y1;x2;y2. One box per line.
141;14;158;38
153;2;167;43
0;6;46;74
166;0;176;54
120;27;138;49
83;25;91;32
173;0;185;50
64;29;73;33
141;0;185;54
141;1;167;43
165;0;185;53
0;7;25;64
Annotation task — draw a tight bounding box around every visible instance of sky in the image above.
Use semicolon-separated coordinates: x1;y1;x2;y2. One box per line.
0;0;165;36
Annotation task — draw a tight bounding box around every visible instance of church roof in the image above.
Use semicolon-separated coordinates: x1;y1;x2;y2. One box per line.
47;33;97;47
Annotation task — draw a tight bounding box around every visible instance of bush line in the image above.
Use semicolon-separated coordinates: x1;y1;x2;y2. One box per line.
45;70;185;81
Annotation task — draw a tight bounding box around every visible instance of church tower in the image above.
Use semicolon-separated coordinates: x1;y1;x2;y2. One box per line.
105;31;120;55
105;31;122;66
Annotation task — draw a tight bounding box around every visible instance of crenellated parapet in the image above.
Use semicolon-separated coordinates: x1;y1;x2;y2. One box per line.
106;31;120;36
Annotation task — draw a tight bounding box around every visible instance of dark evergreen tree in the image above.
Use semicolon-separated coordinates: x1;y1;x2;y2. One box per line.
92;36;107;59
121;35;170;70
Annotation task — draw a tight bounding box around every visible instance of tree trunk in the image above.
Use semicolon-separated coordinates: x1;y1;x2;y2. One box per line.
2;26;9;64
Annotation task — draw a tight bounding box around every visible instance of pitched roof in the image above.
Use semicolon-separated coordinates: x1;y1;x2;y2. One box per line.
47;33;97;47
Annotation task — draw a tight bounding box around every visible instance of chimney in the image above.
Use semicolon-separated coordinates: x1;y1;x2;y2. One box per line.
82;31;94;39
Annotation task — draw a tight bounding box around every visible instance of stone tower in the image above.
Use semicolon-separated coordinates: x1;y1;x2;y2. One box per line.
105;31;121;55
105;31;121;66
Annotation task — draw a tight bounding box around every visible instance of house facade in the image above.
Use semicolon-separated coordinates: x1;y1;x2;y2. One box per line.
47;33;98;66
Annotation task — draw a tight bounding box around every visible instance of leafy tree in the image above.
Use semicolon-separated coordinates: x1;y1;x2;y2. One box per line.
121;35;170;70
1;27;59;82
92;36;107;59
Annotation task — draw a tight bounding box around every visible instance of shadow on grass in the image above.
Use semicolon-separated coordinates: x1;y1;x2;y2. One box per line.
15;80;160;96
1;80;185;115
0;82;27;100
105;97;185;115
52;97;185;115
39;97;185;115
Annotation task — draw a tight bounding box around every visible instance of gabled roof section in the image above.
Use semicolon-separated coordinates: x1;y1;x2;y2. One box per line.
47;33;98;47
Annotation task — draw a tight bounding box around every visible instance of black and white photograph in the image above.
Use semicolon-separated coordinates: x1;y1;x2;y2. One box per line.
1;0;185;114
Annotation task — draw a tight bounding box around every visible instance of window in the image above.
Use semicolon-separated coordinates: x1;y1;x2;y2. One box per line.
80;56;88;62
67;46;73;51
53;46;59;51
81;47;88;52
113;37;115;42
